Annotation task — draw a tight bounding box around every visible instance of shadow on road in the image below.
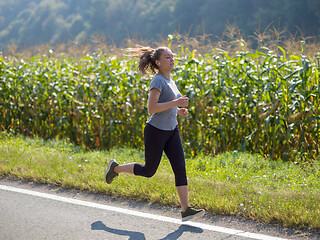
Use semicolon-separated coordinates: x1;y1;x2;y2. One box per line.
91;220;203;240
159;224;204;240
91;220;146;239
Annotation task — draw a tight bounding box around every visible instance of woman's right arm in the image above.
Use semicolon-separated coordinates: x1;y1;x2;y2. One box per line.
147;88;189;115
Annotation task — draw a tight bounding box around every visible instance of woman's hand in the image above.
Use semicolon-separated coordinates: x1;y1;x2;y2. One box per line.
178;108;189;117
175;96;189;107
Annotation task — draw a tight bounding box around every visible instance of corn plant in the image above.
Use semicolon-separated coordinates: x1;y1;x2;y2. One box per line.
175;48;319;161
0;46;319;161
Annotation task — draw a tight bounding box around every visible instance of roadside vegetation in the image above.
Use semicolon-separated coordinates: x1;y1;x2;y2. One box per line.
1;28;319;161
0;133;319;231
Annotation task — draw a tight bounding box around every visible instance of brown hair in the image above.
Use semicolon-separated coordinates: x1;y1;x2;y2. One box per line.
126;47;170;75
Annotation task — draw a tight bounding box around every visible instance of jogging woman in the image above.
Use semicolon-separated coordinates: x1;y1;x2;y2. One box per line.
105;46;205;222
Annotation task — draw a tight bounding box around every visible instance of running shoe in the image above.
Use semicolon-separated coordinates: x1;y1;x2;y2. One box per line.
104;159;119;184
181;207;205;222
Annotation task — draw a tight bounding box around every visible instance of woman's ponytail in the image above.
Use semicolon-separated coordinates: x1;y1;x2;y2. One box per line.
126;47;169;75
138;48;157;75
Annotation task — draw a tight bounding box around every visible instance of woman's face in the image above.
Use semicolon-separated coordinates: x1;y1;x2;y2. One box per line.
156;49;175;72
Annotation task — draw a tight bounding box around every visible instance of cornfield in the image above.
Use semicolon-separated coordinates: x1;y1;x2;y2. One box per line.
0;37;319;161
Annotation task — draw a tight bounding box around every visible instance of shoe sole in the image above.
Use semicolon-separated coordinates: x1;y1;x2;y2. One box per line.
104;159;116;184
182;209;205;222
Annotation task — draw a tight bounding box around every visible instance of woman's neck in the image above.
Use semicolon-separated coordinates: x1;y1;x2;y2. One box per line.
159;70;170;79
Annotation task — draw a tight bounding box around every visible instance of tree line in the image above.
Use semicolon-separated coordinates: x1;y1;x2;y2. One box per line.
1;0;320;50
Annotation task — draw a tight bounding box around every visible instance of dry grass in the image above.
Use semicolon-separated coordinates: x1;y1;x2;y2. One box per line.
3;24;319;59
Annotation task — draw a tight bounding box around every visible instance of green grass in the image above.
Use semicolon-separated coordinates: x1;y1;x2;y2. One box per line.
0;132;320;231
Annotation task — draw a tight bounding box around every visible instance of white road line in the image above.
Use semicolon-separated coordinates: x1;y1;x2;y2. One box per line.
0;184;288;240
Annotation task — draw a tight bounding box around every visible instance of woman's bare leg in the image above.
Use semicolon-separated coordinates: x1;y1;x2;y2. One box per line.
114;163;135;174
176;185;189;212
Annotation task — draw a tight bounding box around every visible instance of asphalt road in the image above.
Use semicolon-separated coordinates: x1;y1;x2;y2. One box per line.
0;178;319;240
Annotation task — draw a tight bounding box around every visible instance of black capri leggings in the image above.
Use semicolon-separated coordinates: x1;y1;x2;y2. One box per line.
133;123;188;187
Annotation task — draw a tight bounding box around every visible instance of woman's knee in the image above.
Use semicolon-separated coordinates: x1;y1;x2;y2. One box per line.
144;168;157;178
135;164;157;178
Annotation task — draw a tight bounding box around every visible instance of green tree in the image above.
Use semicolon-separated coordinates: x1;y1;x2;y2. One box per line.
1;0;320;48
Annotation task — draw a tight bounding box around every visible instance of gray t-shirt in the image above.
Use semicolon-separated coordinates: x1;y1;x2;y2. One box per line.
146;73;181;130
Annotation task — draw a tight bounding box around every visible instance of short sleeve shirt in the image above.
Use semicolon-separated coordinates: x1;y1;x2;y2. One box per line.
146;73;181;130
